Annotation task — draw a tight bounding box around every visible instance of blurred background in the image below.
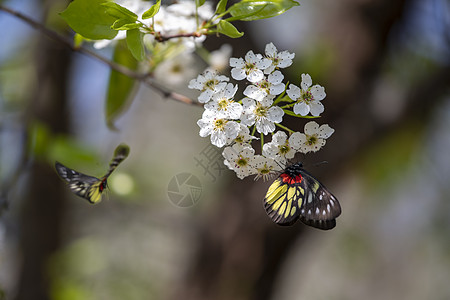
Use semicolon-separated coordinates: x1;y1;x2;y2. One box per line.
1;0;450;299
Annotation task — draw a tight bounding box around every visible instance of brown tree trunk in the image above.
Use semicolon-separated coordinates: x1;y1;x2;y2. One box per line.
15;3;71;299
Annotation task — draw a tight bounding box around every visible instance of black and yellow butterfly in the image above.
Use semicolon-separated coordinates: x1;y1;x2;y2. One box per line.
264;162;341;230
55;143;130;204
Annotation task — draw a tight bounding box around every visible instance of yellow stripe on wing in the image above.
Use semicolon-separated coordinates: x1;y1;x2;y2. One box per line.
87;181;103;204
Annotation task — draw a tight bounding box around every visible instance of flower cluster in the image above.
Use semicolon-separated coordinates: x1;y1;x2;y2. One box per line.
189;42;335;180
94;0;215;51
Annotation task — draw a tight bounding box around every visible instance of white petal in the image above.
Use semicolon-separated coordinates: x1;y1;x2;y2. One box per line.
309;101;324;116
289;132;304;150
259;95;275;107
279;50;295;60
301;73;312;90
313;138;326;152
240;111;255;126
223;159;233;170
255;57;272;70
286;84;300;100
256;118;275;135
272;131;287;144
198;124;212;137
262;143;279;158
245;50;257;62
269;83;285;96
293;102;310;116
222;146;238;160
231;68;246;80
267;106;284;123
229;57;244;68
211;130;227;147
214;81;228;92
264;65;275;74
265;42;277;56
225;121;240;139
198;90;214;103
304;121;319;135
242;97;256;109
215;75;230;83
240;146;255;157
247;69;264;83
318;124;335;138
311;85;326;100
243;85;266;102
268;70;284;84
188;78;202;90
224;83;238;98
285;149;296;159
227;102;243;119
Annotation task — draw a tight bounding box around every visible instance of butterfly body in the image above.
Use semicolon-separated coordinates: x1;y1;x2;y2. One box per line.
264;162;341;230
55;144;129;204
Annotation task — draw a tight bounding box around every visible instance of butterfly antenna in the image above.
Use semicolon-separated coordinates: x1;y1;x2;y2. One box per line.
312;161;328;168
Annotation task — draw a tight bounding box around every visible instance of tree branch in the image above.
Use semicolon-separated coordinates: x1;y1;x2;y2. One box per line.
0;4;202;107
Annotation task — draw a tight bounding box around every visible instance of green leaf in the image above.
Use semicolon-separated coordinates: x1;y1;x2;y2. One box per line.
229;0;299;21
60;0;118;40
126;29;145;61
105;41;139;129
112;19;142;30
142;0;161;19
282;109;320;118
217;20;244;38
196;0;206;6
102;2;138;20
215;0;228;15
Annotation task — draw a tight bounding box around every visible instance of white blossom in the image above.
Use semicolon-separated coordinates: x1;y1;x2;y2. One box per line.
228;124;258;145
252;156;283;181
197;110;240;147
207;44;233;73
240;97;284;135
223;144;257;179
297;121;334;153
243;71;285;102
188;70;229;103
230;51;271;83
264;42;295;74
263;131;298;163
204;83;242;119
154;52;196;86
286;73;326;116
166;0;215;20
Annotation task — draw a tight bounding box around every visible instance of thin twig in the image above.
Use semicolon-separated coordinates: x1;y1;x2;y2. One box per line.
0;4;203;107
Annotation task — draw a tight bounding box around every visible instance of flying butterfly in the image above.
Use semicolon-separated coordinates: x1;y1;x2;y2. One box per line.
55;143;130;204
264;162;341;230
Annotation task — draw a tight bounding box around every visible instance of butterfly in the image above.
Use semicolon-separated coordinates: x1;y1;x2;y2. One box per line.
263;162;341;230
55;143;130;204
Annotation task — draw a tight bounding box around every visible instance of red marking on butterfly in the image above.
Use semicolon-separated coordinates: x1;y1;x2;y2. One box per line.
99;178;107;192
280;173;303;185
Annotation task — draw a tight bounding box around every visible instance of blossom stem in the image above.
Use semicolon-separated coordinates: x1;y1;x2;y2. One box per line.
275;123;294;133
280;103;295;109
251;125;257;136
260;133;264;151
0;4;202;107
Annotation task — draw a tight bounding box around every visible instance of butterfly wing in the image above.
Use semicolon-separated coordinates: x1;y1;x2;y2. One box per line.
102;143;130;178
297;169;341;230
55;162;104;204
264;176;304;226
